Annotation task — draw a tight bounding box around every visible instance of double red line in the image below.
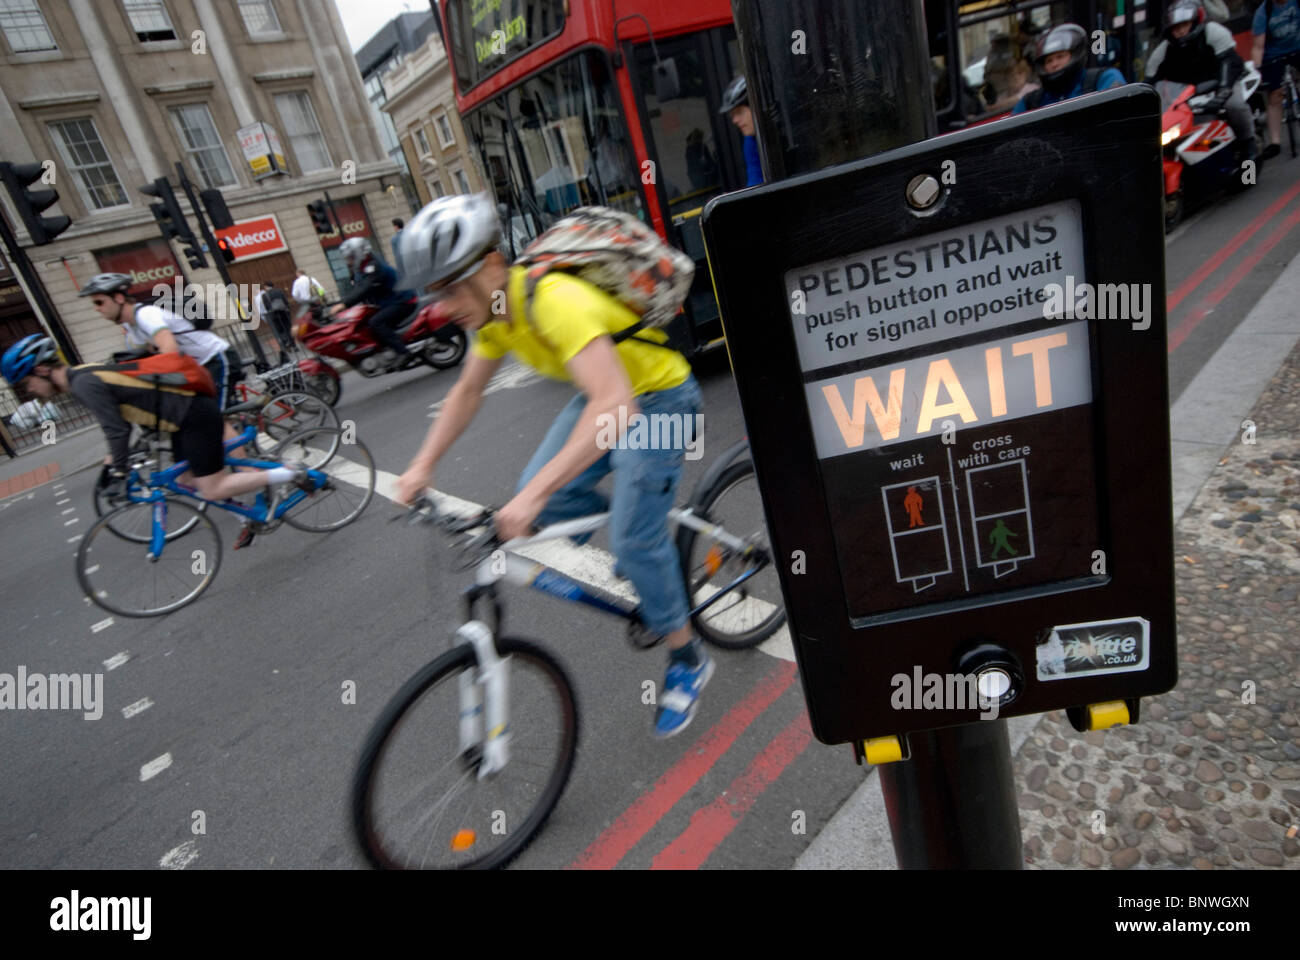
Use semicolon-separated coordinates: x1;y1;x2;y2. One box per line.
1167;179;1300;353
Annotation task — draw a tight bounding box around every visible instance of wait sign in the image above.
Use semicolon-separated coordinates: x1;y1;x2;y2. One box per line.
702;86;1177;744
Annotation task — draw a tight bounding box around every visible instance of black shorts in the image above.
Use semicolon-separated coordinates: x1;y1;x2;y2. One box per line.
172;396;225;478
203;348;242;410
1261;51;1300;91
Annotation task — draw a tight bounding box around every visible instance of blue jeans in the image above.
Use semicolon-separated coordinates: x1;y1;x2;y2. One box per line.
517;375;703;637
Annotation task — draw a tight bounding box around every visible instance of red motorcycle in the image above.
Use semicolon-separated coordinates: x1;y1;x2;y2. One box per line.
297;297;468;382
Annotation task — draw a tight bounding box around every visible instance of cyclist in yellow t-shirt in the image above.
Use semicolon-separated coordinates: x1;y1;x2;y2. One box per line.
395;195;710;738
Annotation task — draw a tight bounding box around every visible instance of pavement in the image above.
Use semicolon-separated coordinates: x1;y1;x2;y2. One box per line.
0;424;101;500
798;248;1300;870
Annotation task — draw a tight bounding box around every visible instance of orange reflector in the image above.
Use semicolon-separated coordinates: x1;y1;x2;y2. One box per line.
705;545;724;576
451;829;476;852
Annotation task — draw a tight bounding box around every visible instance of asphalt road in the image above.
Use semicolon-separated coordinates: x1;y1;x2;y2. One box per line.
3;148;1300;870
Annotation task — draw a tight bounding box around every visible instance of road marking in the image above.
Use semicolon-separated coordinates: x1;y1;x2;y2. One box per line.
567;659;798;870
67;536;80;543
122;697;153;719
330;452;795;662
57;498;69;505
103;652;131;670
651;711;813;869
61;508;75;515
139;753;172;781
428;361;539;417
159;840;198;870
63;518;79;526
91;617;113;633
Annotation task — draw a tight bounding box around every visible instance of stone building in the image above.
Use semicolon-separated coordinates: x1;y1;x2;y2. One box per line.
0;0;405;372
379;25;486;210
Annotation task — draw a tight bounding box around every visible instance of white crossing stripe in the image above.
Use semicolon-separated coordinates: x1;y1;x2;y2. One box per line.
91;617;113;633
63;518;79;526
122;698;154;719
159;840;199;870
139;753;172;781
103;652;131;670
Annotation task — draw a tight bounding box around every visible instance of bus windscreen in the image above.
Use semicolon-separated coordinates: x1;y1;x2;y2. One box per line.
446;0;566;90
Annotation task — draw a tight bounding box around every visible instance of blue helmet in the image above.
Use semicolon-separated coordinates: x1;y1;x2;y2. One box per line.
1;334;61;386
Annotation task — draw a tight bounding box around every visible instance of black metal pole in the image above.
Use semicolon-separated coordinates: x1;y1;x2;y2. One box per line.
730;0;1022;869
0;211;80;364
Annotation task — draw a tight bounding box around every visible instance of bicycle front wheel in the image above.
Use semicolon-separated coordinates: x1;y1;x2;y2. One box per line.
677;458;787;649
78;500;222;617
91;442;205;543
352;637;578;870
252;390;341;465
276;427;375;532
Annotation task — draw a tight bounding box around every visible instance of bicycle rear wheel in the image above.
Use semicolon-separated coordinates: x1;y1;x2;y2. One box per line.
352;637;578;870
78;500;222;617
276;427;375;532
676;459;787;649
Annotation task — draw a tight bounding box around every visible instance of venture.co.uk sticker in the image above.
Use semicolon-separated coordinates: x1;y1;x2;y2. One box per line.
1036;616;1150;681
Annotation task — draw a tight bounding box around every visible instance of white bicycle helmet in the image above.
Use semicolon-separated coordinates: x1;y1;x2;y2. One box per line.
396;193;501;290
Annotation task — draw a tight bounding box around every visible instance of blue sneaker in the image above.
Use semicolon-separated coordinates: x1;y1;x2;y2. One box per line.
654;647;715;739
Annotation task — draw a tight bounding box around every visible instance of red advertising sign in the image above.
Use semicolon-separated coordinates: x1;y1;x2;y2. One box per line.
94;238;184;300
215;214;289;262
317;197;375;249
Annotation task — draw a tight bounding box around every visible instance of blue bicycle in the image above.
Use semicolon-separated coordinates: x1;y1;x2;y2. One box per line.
77;424;375;617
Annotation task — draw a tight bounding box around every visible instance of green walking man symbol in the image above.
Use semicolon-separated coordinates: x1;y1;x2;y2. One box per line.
989;518;1019;559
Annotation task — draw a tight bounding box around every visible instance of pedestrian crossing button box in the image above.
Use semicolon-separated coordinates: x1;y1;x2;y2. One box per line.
702;86;1177;744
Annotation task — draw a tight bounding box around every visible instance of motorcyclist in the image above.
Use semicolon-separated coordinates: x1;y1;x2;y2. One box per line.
332;237;423;367
1013;23;1126;113
1146;0;1259;162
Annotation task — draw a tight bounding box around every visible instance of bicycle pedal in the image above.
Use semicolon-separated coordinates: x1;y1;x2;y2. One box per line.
627;620;664;650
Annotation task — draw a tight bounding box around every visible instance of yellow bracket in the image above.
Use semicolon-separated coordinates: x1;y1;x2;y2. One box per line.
1086;701;1130;730
863;736;904;765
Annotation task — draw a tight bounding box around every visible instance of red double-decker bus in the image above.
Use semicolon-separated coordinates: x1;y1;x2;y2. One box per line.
433;0;1263;350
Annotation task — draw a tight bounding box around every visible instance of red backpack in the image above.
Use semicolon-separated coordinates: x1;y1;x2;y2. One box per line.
111;353;216;396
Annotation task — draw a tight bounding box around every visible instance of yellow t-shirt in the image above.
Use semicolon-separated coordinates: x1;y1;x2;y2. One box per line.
470;266;690;396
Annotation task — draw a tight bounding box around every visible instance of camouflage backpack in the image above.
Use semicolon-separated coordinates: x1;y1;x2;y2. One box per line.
514;206;695;345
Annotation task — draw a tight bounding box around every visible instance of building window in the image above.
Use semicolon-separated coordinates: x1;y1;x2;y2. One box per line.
237;0;280;36
435;114;454;148
427;178;444;198
170;104;237;188
122;0;175;42
273;91;331;172
454;169;470;194
365;74;384;104
414;127;431;156
0;0;57;52
48;118;129;210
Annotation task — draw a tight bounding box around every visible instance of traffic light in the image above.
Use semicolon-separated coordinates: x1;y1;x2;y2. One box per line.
199;188;233;230
308;199;333;235
180;236;207;270
215;236;236;264
0;161;72;245
140;177;187;241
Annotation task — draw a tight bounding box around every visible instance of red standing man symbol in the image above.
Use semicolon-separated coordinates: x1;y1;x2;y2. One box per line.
904;485;924;528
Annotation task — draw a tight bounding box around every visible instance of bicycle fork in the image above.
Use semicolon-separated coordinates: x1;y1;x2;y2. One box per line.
456;620;511;779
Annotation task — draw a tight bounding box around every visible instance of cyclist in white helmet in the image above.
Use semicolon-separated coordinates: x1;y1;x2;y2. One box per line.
394;194;711;739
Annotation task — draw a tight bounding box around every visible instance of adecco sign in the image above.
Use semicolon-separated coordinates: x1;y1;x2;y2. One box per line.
94;238;183;300
215;214;289;262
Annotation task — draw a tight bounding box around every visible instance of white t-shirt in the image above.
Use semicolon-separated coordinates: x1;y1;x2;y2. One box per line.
291;275;325;303
124;304;230;366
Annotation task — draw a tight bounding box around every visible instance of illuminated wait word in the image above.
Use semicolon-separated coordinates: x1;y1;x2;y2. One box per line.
804;321;1092;458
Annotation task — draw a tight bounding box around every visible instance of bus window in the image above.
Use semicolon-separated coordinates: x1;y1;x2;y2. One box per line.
461;50;645;257
955;1;1072;118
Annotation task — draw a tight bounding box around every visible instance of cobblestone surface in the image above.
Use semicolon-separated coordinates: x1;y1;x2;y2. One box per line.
1017;341;1300;869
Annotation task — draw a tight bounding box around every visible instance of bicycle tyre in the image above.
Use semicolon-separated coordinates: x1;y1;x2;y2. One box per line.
352;636;579;870
304;370;342;406
278;427;375;532
78;500;222;617
91;440;205;543
251;390;341;464
676;458;787;650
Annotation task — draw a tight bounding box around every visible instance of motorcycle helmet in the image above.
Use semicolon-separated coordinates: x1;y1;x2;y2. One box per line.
1165;0;1206;47
719;75;748;114
339;237;372;270
1031;23;1088;95
77;273;132;297
1;334;61;386
396;193;502;291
